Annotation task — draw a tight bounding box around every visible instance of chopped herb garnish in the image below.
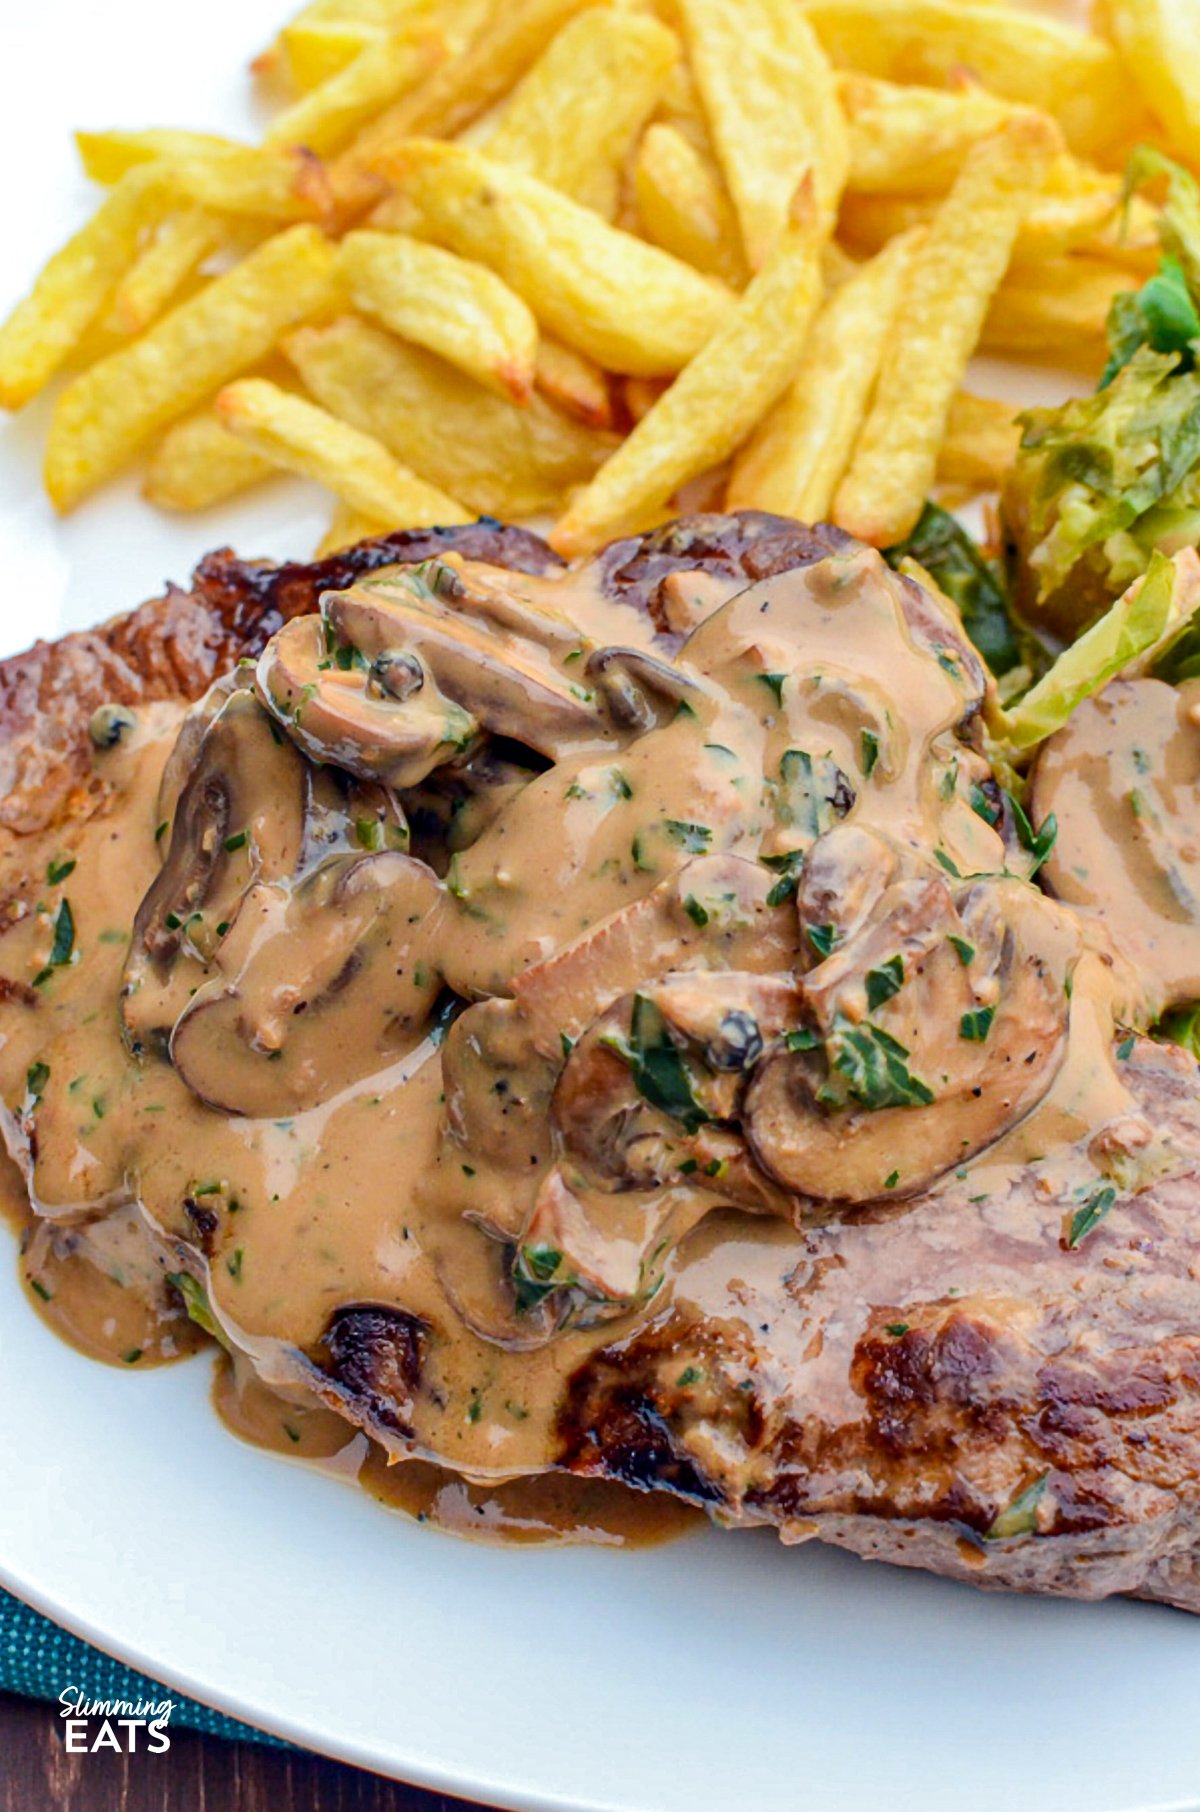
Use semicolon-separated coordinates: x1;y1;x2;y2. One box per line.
355;816;384;851
609;769;633;800
677;1365;704;1387
47;857;76;885
122;1348;143;1365
29;1278;53;1302
884;1322;909;1337
762;849;804;908
959;1006;996;1042
806;923;838;959
226;1247;244;1280
986;1472;1049;1540
1066;1184;1118;1248
822;1017;934;1112
860;729;880;778
1116;1033;1136;1061
154;820;169;842
949;935;975;966
283;1423;302;1443
865;954;904;1011
785;1026;820;1053
1007;792;1058;878
758;672;787;706
467;1389;483;1424
164;911;182;931
604;994;711;1133
631;834;654;872
223;829;249;853
34;898;75;986
26;1060;49;1101
683;894;709;927
664;819;711;852
560;1032;575;1059
884;1170;900;1190
933;848;962;878
512;1243;565;1314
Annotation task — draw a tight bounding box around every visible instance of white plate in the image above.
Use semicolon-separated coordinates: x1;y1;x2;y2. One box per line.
2;6;1200;1808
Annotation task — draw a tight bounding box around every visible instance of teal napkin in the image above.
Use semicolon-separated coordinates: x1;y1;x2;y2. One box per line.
0;1586;288;1746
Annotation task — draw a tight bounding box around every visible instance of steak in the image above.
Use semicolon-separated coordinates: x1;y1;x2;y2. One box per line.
4;510;1200;1612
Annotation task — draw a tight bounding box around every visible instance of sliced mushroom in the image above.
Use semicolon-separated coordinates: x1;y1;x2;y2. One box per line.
122;692;311;1056
256;614;476;791
155;668;249;846
744;835;1077;1202
169;849;445;1117
509;854;800;1059
583;646;709;732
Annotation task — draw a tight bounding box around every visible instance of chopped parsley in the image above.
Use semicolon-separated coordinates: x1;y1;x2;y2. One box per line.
603;993;711;1133
822;1017;934;1112
1065;1184;1118;1248
860;729;880;778
865;954;904;1011
959;1006;996;1043
34;899;75;986
47;856;76;885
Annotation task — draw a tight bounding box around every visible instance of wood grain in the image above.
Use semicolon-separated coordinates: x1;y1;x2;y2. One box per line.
0;1694;492;1812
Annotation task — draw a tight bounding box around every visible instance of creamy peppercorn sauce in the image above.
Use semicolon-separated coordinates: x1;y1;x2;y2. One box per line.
0;543;1183;1546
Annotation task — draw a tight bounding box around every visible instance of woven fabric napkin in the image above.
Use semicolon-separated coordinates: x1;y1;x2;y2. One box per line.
0;1586;287;1745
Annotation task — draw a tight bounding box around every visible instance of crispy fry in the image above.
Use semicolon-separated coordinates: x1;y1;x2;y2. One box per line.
314;500;391;556
727;226;922;522
0;166;169;410
282;20;384;91
1108;0;1200;167
633;122;749;287
44;225;338;510
804;0;1132;155
285;314;618;517
110;208;224;336
841;76;1020;195
215;377;470;524
840;154;1121;264
834;113;1058;547
330;0;593;216
680;0;848;264
551;179;825;555
483;8;679;220
75;128;237;183
264;31;443;156
937;393;1021;492
981;254;1135;361
373;138;733;375
337;229;538;401
144;407;276;509
534;339;614;431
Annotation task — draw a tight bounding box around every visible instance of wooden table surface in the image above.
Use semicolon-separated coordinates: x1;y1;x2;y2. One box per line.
0;1693;493;1812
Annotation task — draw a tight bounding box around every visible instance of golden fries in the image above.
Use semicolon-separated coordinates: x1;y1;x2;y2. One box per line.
936;393;1022;493
1108;1;1200;167
375;138;734;375
44;225;338;510
215;377;469;524
110;209;225;337
330;0;593;214
75;128;237;183
144;407;276;509
0;166;169;410
834;112;1058;547
314;500;391;556
804;0;1132;155
981;255;1134;361
534;340;614;431
338;230;537;401
264;31;443;156
286;314;618;517
679;0;847;265
483;8;679;221
841;76;1018;196
728;226;921;522
551;179;824;555
633;123;748;288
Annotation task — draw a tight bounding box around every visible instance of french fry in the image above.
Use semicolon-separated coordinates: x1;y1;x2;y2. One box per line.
839;154;1121;264
264;31;443;156
314;500;391;556
144;408;276;510
834;112;1058;548
75;128;238;184
330;0;594;216
215;377;470;525
110;208;224;336
803;0;1132;156
483;8;679;220
1108;0;1200;167
633;122;749;288
44;225;338;510
935;392;1022;493
337;229;538;401
981;255;1135;361
727;226;922;522
551;179;825;556
0;165;168;410
841;76;1020;195
282;20;384;92
534;339;614;431
372;138;733;375
679;0;848;265
285;314;618;517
